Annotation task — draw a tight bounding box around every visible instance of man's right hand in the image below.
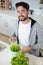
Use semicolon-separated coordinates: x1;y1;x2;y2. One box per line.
9;36;15;43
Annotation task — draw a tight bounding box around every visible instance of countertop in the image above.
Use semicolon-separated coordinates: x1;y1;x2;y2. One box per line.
0;41;43;65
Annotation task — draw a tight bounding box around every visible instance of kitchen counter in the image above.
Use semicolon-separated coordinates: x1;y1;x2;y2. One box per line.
0;41;43;65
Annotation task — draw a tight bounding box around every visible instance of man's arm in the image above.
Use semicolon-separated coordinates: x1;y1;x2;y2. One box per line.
33;23;43;49
21;46;34;53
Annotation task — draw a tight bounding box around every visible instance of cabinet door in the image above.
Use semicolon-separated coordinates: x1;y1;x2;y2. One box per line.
0;13;18;36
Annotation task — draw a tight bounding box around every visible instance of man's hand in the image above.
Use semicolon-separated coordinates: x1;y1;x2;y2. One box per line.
21;46;34;53
9;36;15;43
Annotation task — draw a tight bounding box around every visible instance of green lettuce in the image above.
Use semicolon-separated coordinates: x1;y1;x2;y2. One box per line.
11;52;28;65
10;42;20;52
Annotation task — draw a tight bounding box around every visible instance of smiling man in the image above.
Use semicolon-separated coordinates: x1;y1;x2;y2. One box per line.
9;2;43;57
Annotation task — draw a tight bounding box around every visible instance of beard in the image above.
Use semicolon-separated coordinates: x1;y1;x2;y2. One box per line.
18;16;28;21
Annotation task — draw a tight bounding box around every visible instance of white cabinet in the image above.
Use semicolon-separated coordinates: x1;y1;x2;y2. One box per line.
0;12;18;36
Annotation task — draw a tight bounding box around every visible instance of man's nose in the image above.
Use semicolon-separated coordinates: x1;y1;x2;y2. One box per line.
19;12;22;16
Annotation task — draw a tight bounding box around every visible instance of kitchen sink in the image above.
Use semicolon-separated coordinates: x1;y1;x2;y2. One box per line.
0;43;6;52
0;41;9;52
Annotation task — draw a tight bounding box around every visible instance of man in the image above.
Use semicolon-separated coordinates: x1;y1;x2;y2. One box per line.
9;2;43;56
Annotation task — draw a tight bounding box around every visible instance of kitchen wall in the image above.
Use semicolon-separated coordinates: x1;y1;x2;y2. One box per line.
10;0;43;9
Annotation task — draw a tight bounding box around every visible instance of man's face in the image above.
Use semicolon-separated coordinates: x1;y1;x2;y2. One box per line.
16;6;29;21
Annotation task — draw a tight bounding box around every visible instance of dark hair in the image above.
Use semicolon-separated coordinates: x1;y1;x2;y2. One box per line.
15;2;29;10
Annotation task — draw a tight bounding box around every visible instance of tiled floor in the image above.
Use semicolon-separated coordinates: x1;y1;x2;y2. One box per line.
0;33;43;56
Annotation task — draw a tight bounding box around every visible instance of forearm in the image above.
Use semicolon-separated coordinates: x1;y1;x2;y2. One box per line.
22;46;34;53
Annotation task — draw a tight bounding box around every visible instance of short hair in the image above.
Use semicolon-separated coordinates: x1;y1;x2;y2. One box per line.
15;1;29;10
